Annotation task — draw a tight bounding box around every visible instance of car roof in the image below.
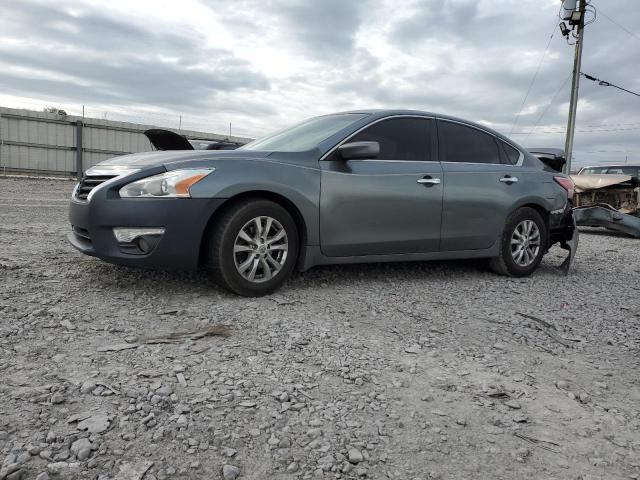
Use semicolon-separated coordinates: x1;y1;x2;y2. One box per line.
332;109;517;145
336;109;481;123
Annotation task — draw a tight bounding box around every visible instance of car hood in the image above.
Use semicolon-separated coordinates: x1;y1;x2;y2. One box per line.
570;174;633;193
144;129;194;151
528;148;566;172
91;150;272;171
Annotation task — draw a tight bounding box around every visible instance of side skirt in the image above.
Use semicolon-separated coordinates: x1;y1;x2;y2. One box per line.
298;243;500;272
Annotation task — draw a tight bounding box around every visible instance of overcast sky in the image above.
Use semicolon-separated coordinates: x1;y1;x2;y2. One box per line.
1;0;639;167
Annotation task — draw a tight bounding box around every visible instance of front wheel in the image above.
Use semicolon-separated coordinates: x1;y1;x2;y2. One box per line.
489;207;547;277
205;199;299;296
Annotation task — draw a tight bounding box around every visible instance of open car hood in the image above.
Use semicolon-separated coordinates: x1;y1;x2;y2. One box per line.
570;174;633;193
144;129;194;151
528;148;566;172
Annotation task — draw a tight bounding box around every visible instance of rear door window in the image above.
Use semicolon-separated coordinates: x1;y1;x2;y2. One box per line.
438;121;501;164
500;141;521;165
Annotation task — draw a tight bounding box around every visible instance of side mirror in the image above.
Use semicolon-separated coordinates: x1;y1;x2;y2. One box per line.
337;141;380;160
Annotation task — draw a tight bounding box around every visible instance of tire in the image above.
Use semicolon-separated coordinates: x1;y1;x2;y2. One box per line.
205;199;299;296
489;207;547;277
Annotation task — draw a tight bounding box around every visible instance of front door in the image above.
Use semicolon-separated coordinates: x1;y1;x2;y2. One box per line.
320;117;443;257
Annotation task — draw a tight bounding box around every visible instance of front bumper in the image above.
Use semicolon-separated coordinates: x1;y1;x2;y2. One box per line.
551;206;578;275
68;190;226;271
573;204;640;238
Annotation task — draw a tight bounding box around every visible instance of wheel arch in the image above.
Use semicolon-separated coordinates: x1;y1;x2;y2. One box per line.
509;201;551;249
198;190;309;270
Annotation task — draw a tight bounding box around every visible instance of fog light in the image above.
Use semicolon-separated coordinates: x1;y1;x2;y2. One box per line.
136;236;151;254
113;227;165;243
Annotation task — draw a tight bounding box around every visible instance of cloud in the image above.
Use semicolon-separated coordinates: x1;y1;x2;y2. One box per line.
270;0;370;58
0;0;638;164
203;0;372;59
0;0;269;112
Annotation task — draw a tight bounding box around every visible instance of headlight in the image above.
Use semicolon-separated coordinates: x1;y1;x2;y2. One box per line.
119;168;215;198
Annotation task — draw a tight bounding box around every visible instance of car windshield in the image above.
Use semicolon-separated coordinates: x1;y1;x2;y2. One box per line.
240;113;368;152
605;167;637;176
580;167;608;175
581;166;637;176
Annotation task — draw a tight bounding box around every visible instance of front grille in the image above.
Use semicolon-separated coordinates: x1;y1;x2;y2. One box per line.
76;175;117;200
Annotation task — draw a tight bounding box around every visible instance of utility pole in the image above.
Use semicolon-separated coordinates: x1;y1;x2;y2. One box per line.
563;0;586;174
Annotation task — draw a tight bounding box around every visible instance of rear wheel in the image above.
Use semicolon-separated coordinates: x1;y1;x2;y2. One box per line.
205;199;299;296
490;207;546;277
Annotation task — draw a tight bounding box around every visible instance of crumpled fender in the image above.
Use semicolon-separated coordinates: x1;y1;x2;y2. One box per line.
573;204;640;238
557;210;579;275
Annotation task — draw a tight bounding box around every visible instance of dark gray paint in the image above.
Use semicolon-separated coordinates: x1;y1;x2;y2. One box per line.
320;159;444;255
70;109;571;272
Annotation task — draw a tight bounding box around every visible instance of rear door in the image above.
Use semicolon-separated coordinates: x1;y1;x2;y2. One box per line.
320;117;443;256
437;119;524;251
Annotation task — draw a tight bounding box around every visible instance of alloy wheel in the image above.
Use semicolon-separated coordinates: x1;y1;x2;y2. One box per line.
510;219;541;267
233;216;288;283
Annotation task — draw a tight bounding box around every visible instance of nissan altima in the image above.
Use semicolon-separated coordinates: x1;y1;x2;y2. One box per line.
68;110;578;296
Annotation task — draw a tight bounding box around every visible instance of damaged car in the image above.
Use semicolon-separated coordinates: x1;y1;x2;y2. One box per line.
527;151;640;238
69;110;578;296
571;164;640;237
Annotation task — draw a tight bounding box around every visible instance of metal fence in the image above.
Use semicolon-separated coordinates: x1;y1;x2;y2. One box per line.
0;107;251;178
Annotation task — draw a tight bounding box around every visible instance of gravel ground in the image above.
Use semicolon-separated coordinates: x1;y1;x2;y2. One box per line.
0;176;639;480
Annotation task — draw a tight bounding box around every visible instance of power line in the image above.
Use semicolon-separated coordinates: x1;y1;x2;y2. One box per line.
593;5;640;42
521;73;572;143
579;149;640;153
508;23;558;136
512;125;640;134
581;121;640;128
581;72;640;97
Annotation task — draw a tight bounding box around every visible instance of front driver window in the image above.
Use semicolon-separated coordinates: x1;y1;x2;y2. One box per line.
438;121;501;164
349;117;431;161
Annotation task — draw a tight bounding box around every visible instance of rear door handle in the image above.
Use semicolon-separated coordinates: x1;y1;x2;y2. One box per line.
500;175;518;184
417;176;441;186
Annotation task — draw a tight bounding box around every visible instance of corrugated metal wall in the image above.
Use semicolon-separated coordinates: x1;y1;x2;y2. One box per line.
0;109;76;174
0;107;251;177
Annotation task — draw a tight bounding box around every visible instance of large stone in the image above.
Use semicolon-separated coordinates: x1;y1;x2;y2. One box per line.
113;461;153;480
348;448;363;464
77;415;111;434
0;463;21;480
80;382;97;394
50;393;65;404
222;464;240;480
6;470;23;480
70;438;91;457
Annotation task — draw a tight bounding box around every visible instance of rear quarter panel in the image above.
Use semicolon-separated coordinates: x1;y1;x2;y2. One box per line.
440;163;557;250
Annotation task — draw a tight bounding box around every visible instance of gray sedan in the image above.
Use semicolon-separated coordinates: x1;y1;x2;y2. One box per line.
68;110;577;296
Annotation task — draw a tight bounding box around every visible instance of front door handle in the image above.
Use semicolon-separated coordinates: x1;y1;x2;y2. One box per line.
417;176;441;186
499;175;518;184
